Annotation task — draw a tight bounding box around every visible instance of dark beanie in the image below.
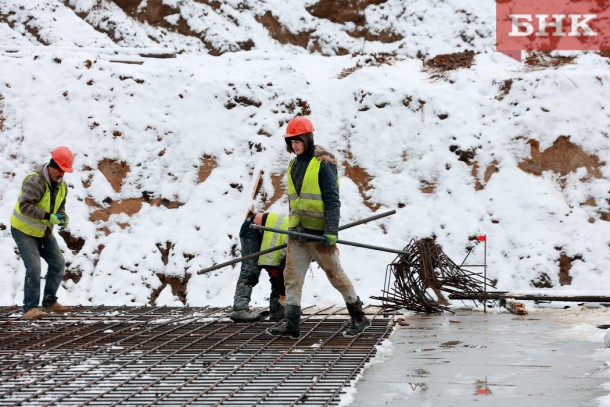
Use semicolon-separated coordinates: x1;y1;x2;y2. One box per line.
49;158;61;170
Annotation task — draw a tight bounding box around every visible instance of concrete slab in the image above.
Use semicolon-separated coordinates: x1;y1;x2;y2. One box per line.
349;307;610;407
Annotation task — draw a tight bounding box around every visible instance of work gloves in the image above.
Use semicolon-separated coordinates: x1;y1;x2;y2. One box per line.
50;213;68;228
322;233;337;246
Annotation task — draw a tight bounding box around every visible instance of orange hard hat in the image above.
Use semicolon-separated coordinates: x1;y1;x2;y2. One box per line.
284;116;314;138
51;146;74;173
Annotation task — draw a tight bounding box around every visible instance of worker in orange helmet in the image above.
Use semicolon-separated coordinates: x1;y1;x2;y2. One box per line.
230;212;288;322
266;116;370;339
10;146;74;320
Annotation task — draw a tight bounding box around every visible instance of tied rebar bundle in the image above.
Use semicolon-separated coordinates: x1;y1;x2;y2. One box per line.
371;238;489;314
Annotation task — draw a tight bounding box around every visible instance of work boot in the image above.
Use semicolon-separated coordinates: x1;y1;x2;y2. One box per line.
43;303;72;313
266;305;300;339
268;295;285;321
23;308;49;320
268;306;285;321
230;309;263;322
343;297;371;337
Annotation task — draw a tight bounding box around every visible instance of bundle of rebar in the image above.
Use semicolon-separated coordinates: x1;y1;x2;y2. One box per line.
372;238;490;314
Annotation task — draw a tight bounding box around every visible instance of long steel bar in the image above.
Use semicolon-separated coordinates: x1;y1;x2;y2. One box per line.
450;292;610;302
197;210;396;274
251;225;409;255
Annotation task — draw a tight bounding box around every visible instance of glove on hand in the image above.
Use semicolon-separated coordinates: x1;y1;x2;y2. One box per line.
322;233;337;246
50;214;65;225
50;214;68;228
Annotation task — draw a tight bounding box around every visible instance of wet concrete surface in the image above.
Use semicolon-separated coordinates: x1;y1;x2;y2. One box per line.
350;307;610;407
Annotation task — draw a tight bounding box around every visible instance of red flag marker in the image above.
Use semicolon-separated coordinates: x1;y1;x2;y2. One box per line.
477;235;487;241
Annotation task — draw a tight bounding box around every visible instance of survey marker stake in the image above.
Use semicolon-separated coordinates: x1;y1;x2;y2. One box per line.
196;210;396;275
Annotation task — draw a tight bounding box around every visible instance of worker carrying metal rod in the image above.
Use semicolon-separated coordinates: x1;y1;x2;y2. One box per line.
196;209;396;275
266;116;375;340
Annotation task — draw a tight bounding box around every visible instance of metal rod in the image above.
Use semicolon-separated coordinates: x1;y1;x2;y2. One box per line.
449;292;610;302
197;244;285;275
250;224;409;255
196;210;396;275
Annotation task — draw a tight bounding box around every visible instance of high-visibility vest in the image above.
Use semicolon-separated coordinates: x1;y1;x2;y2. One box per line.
287;157;339;231
10;172;66;237
258;213;289;267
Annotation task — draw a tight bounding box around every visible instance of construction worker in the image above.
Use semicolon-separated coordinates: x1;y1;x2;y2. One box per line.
10;146;74;320
230;212;288;322
266;116;371;339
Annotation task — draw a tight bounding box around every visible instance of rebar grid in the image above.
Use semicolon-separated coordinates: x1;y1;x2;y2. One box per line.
372;238;490;314
0;306;392;406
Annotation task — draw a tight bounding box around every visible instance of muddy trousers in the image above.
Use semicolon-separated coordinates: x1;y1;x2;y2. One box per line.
283;239;358;307
232;218;284;314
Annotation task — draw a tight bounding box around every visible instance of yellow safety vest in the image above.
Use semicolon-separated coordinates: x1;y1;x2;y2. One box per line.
10;172;67;237
287;157;339;231
258;213;289;267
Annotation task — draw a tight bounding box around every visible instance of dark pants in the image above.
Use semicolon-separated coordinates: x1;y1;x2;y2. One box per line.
11;227;65;312
233;218;284;313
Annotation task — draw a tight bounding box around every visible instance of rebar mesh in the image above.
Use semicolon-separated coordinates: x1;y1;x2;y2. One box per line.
372;238;490;314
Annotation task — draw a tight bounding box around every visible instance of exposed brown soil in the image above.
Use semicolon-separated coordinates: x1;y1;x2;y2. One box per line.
558;253;581;286
525;52;576;68
425;50;475;72
530;272;552;288
496;79;513;101
258;173;285;213
306;0;401;43
307;0;386;25
58;229;86;254
338;53;397;79
98;158;129;192
449;145;476;165
471;160;499;191
89;197;142;224
340;149;381;211
198;154;218;183
420;180;436;194
256;11;313;49
532;251;583;288
518;136;604;179
150;274;190;305
70;0;224;54
63;266;82;284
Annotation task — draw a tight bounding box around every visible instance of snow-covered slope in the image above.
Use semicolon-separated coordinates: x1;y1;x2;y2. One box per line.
0;0;609;308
